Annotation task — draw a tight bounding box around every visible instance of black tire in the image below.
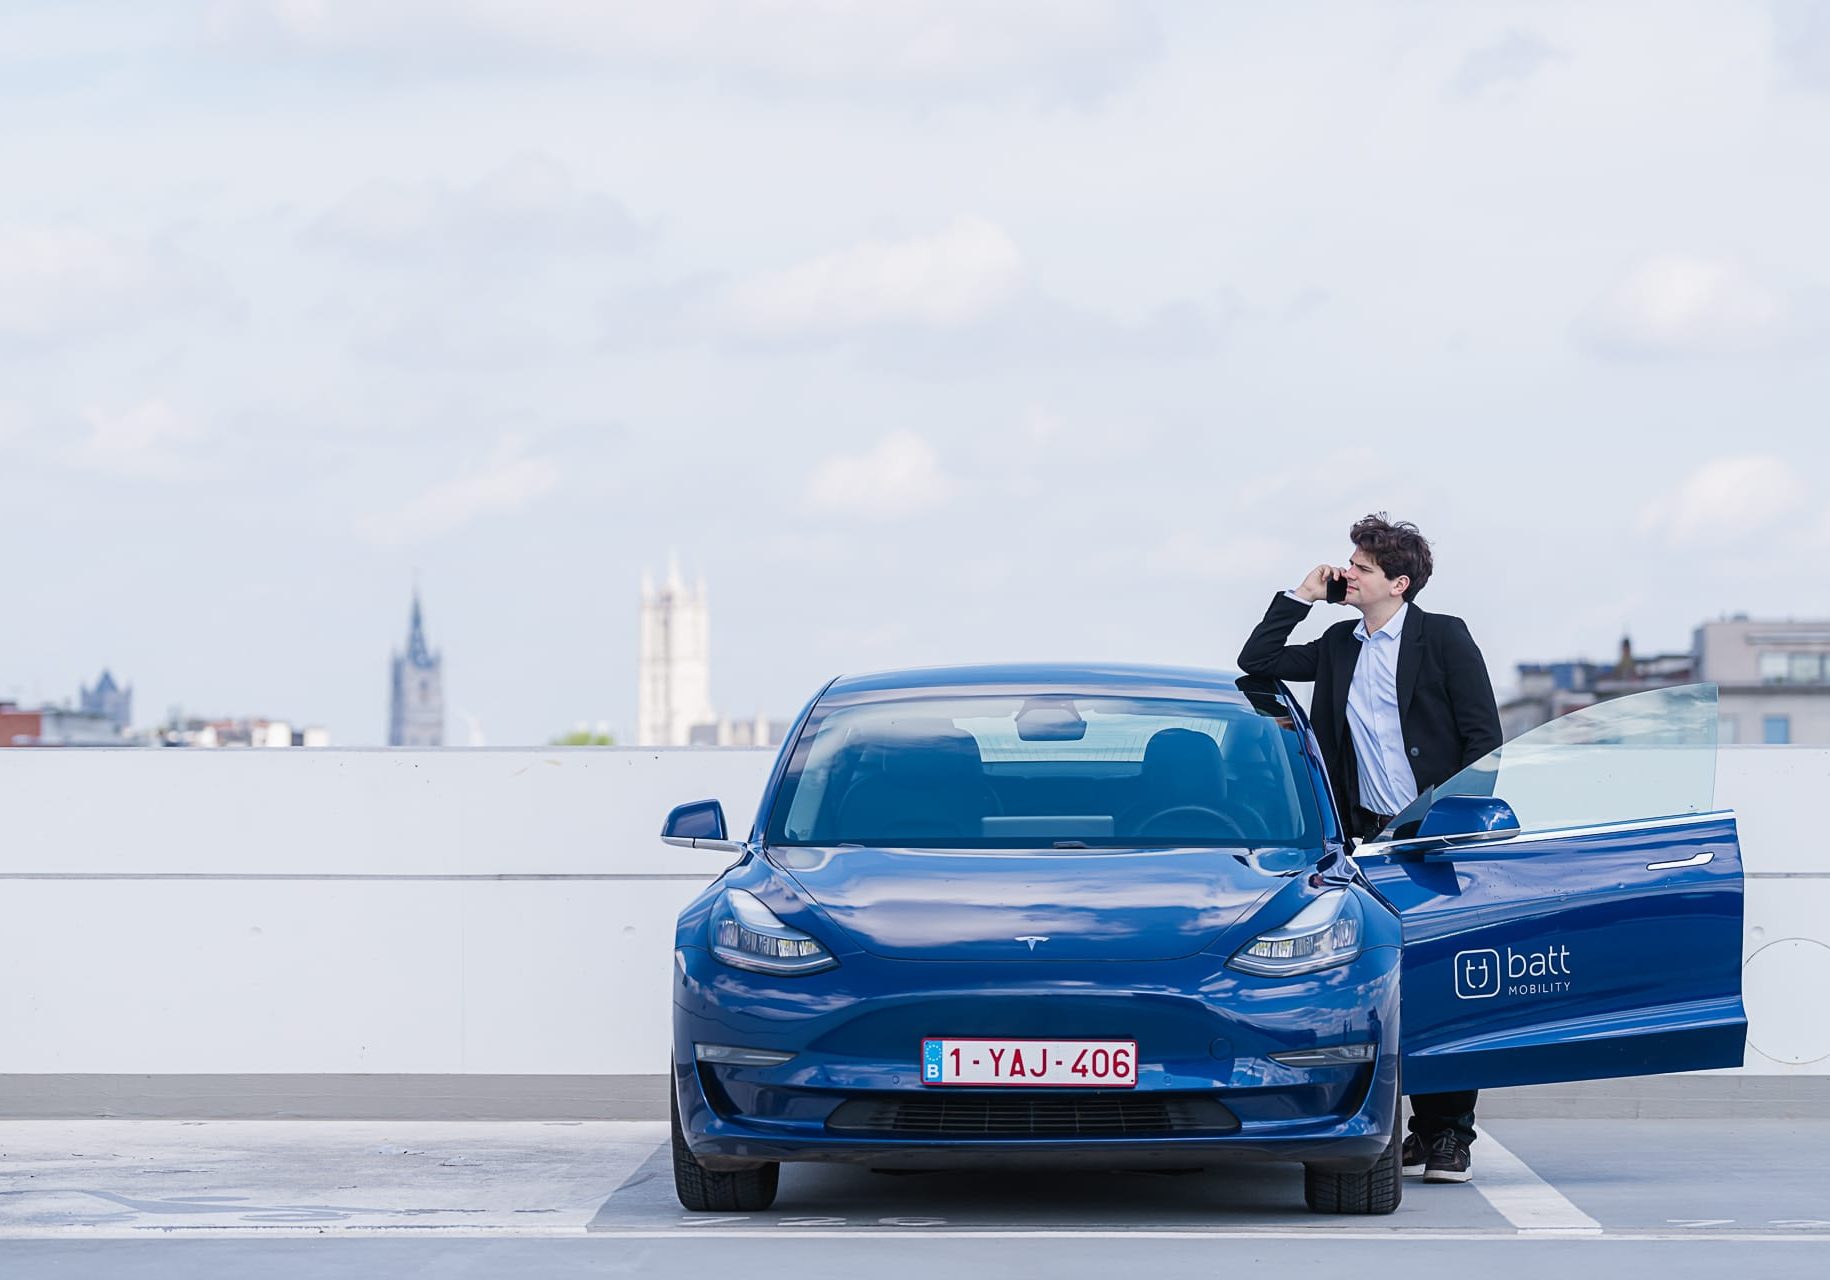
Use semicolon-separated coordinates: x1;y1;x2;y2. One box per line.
1303;1123;1402;1215
671;1077;780;1212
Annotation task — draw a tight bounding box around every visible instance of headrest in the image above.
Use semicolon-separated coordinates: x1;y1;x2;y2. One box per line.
1141;727;1223;774
863;719;987;780
1218;717;1280;766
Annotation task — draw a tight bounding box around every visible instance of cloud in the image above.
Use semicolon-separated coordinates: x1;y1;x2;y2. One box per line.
305;152;644;263
597;215;1226;369
660;218;1225;371
880;292;1225;372
357;435;560;544
992;404;1156;498
1635;455;1806;546
716;218;1023;339
72;400;207;479
1772;0;1830;92
1142;531;1295;582
204;1;1159;102
1806;508;1830;551
0;223;213;345
1580;255;1789;357
1446;29;1562;100
341;294;569;368
805;430;956;520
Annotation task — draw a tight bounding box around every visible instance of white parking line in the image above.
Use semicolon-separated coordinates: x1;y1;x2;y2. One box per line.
1469;1131;1601;1235
1;1227;1827;1243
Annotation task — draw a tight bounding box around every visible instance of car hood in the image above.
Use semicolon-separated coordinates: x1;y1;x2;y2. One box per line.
766;845;1312;962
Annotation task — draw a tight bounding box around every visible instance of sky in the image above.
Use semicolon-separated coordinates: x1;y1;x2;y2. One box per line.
3;0;1829;745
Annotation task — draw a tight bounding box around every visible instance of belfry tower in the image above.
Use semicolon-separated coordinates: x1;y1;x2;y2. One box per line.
637;557;715;746
388;590;445;746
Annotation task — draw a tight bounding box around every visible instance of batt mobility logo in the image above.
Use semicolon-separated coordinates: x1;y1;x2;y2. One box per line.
1453;945;1573;999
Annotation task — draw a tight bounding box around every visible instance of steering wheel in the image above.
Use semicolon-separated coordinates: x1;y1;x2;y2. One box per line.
1135;804;1247;839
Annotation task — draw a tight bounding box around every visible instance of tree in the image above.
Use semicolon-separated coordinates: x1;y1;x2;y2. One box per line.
550;726;615;746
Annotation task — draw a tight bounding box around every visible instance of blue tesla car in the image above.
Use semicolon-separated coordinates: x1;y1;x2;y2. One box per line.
664;664;1743;1214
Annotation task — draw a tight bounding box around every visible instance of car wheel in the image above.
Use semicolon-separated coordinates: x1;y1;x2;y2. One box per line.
671;1076;780;1212
1302;1123;1402;1215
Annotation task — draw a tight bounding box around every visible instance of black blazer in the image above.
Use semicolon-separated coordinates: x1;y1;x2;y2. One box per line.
1237;593;1503;819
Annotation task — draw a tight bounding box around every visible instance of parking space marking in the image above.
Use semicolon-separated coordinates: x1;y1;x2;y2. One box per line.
1469;1132;1601;1235
2;1227;1829;1243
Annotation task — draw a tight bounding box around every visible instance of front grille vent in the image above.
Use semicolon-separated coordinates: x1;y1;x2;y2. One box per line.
825;1092;1238;1138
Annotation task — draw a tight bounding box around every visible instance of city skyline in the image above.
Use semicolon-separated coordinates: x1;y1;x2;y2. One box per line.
8;583;1821;746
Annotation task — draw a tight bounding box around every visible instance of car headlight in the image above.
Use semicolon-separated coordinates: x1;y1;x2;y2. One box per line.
1228;889;1364;977
708;888;838;976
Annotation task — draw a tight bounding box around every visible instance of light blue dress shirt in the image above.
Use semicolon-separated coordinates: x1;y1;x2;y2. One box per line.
1345;604;1417;817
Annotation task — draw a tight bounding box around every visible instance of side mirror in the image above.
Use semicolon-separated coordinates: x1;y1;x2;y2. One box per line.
661;799;744;853
1415;794;1521;840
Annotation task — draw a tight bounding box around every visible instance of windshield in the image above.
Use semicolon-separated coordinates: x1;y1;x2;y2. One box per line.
765;694;1323;849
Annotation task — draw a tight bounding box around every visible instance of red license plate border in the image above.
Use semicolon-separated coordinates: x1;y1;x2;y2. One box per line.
920;1036;1139;1088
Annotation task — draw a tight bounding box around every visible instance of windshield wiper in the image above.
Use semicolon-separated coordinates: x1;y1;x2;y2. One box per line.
1052;840;1091;849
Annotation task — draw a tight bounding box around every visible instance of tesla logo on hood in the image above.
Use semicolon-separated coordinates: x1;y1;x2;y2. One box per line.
1015;936;1049;951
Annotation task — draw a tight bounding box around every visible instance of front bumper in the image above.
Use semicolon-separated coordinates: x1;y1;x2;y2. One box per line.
672;944;1401;1173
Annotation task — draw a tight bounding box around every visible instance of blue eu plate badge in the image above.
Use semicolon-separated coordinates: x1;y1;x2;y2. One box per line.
923;1039;943;1082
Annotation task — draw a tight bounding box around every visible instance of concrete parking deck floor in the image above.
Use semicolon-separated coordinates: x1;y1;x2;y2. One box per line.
2;1119;1826;1277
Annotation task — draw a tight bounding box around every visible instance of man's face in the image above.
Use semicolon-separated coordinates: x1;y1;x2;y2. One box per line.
1344;549;1406;609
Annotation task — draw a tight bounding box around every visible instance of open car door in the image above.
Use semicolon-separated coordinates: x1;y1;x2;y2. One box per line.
1355;684;1744;1096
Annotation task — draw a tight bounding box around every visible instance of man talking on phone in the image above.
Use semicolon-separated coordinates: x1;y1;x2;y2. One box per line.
1237;513;1502;1184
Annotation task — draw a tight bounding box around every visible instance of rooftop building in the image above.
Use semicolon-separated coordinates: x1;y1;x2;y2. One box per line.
153;715;330;748
0;702;124;747
1695;616;1830;745
1503;616;1830;744
1502;636;1695;739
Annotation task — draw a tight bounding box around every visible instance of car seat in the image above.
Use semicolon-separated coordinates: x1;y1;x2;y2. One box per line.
1116;727;1242;839
832;721;1001;841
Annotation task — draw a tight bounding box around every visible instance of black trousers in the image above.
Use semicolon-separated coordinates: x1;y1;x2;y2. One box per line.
1409;1091;1478;1146
1352;805;1479;1146
1351;804;1392;844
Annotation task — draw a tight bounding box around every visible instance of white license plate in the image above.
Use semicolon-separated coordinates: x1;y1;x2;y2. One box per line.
921;1038;1137;1087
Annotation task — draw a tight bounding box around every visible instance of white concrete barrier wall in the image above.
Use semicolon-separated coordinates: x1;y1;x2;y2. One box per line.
1;746;1826;1080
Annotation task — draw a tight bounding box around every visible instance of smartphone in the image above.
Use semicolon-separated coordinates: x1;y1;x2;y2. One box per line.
1325;573;1348;605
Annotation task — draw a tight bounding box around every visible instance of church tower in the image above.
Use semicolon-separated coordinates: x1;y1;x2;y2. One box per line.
637;557;716;746
80;669;132;733
388;590;445;746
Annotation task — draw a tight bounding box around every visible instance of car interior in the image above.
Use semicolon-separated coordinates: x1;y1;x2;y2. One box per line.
784;709;1316;847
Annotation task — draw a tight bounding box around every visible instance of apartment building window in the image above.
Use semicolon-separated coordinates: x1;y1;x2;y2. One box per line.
1718;715;1738;744
1758;651;1827;683
1763;714;1791;745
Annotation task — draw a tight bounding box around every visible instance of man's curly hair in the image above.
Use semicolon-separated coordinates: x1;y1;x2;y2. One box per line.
1350;513;1432;602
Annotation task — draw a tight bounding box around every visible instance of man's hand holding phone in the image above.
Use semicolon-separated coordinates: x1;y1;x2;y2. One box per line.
1295;563;1348;604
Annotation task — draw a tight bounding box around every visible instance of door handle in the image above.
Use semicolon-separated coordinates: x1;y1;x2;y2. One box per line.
1647;850;1714;872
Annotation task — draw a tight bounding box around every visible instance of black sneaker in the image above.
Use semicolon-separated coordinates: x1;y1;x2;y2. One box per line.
1401;1133;1426;1178
1423;1130;1472;1183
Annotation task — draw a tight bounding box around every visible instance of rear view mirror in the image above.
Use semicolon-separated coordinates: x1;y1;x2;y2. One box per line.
1415;794;1521;841
662;799;742;852
1016;699;1087;741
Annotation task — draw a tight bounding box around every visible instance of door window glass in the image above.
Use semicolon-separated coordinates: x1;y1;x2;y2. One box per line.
1382;683;1718;840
